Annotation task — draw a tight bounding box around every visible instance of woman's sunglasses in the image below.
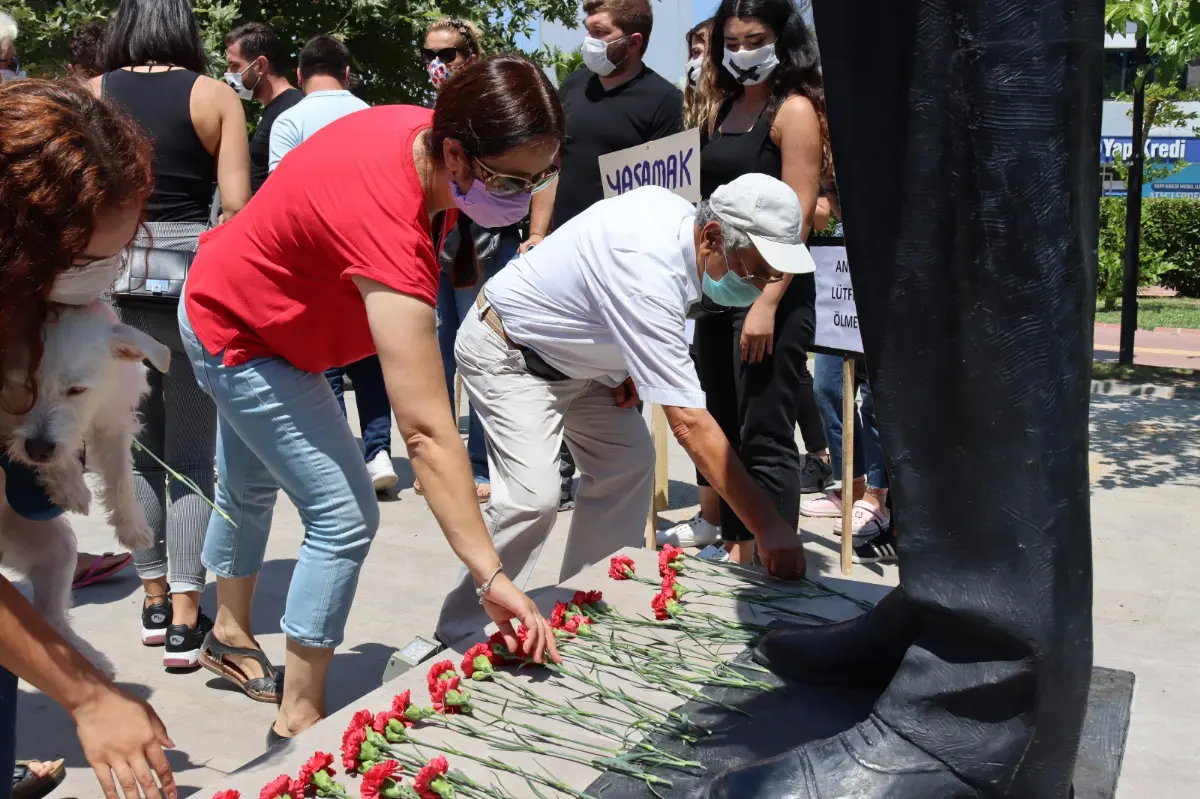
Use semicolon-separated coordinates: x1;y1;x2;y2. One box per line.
421;47;463;64
473;157;560;196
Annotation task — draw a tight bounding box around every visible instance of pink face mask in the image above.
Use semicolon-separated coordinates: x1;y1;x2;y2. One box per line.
428;59;450;90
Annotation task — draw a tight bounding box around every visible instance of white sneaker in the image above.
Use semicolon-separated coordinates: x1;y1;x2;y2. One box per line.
696;544;731;563
656;515;722;548
367;451;398;492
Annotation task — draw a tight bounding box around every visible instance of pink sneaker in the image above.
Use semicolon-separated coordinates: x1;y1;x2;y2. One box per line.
800;490;843;518
834;500;891;539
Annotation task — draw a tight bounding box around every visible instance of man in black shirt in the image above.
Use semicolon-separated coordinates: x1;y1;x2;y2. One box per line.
224;22;302;194
522;0;684;510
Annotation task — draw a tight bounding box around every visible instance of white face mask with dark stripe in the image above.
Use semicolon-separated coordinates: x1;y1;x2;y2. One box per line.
722;44;779;86
50;253;125;305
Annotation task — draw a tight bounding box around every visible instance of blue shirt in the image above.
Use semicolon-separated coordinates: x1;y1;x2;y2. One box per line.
268;90;370;172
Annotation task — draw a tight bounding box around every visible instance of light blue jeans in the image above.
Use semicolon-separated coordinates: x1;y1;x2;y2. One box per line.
177;298;380;648
813;353;889;490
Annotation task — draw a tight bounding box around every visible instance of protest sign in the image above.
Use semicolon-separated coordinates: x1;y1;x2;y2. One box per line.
812;240;862;356
598;128;701;203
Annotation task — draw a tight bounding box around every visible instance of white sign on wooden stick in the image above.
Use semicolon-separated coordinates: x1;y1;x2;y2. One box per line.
813;244;863;355
597;128;701;204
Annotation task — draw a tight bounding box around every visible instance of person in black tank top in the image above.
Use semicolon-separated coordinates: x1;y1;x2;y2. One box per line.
95;0;250;672
690;0;831;564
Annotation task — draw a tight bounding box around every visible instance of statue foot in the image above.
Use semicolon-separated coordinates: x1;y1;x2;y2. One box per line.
699;714;978;799
753;587;919;687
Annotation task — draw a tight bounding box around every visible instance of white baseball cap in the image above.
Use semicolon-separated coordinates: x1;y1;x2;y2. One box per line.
709;173;817;275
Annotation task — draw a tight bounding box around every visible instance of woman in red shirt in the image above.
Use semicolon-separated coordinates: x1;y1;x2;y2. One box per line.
178;55;564;745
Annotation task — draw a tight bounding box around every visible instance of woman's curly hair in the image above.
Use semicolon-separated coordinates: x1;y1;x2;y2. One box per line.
0;78;153;414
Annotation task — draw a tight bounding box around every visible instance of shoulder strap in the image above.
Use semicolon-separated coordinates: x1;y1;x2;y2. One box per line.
100;70;109;99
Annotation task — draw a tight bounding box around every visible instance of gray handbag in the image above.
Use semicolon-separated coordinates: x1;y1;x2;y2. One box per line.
111;222;206;307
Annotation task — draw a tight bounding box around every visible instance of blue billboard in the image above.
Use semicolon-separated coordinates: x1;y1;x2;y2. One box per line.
1101;136;1200;164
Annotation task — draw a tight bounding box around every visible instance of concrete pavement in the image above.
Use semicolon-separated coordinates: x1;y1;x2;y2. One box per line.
5;391;1199;798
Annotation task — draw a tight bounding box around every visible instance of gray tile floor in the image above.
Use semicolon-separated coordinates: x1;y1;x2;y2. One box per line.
5;392;1197;798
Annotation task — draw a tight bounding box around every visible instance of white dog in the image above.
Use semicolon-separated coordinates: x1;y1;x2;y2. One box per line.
0;302;170;675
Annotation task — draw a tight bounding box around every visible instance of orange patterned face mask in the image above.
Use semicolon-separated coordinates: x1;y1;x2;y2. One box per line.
427;59;450;90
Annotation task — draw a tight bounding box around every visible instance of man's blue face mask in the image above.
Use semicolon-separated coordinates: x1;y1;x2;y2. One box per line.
701;250;763;307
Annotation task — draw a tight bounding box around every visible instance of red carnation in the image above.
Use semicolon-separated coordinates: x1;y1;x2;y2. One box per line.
651;590;671;620
426;660;458;692
413;756;451;799
572;590;603;608
609;554;636;580
258;775;298;799
360;760;402;799
340;722;367;773
550;600;569;629
431;675;470;714
212;792;240;799
461;643;497;679
372;709;397;733
487;630;519;663
658;544;685;576
296;751;335;795
389;690;417;728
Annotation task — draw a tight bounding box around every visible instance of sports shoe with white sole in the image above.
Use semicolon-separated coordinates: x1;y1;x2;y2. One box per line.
657;515;722;548
141;597;172;646
367;451;398;492
853;528;899;564
164;612;214;669
800;490;844;518
697;544;731;563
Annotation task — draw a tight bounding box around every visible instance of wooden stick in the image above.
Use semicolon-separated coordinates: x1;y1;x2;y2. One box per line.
454;372;463;421
841;356;855;575
646;403;670;549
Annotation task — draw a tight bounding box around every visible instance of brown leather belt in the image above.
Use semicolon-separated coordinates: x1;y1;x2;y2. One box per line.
475;292;516;348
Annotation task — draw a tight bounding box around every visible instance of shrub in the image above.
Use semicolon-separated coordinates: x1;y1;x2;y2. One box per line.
1098;197;1200;303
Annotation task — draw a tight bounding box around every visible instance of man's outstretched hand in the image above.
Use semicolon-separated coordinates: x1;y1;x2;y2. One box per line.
481;573;561;664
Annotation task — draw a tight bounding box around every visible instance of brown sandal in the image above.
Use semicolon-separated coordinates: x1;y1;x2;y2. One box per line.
198;631;283;704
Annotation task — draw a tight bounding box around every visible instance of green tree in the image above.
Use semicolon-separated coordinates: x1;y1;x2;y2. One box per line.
542;43;583;85
5;0;579;104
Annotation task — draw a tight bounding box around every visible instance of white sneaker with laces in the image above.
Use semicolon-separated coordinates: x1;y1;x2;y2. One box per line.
367;451;399;492
656;515;722;548
696;544;731;563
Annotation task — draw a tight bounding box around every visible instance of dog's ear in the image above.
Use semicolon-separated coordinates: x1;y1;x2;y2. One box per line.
110;324;171;372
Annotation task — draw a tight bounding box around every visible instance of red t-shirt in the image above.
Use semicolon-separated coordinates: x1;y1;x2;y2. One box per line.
185;105;455;372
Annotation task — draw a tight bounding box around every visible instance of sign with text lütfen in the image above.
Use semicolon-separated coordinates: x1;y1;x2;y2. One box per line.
812;243;863;356
597;128;701;204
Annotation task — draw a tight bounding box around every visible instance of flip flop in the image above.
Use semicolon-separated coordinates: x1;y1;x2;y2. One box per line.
13;759;66;799
72;552;133;590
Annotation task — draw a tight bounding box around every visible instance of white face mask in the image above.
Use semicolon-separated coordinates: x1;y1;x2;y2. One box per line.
49;253;126;305
0;68;26;82
223;60;260;100
722;44;779;86
582;35;629;77
685;57;704;88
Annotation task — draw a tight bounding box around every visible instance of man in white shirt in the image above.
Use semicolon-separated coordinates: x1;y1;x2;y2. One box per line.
268;34;369;172
436;174;815;643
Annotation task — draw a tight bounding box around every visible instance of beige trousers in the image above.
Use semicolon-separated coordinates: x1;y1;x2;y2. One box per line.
434;305;654;645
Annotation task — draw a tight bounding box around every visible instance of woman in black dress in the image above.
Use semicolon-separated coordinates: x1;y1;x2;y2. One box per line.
693;0;830;564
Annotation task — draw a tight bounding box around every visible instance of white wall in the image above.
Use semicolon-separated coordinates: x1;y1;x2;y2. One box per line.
540;0;694;86
1103;101;1200;137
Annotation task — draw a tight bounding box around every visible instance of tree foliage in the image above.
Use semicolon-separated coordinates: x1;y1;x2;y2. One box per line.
4;0;579;104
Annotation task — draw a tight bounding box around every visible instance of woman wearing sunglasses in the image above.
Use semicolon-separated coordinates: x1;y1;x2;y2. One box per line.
417;17;520;504
177;54;564;747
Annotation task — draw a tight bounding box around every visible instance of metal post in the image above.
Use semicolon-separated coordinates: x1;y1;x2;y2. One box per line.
1119;35;1148;365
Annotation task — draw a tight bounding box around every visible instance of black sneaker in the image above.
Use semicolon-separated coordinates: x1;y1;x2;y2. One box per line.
853;528;899;564
141;597;173;646
163;612;214;669
799;454;834;494
558;476;576;512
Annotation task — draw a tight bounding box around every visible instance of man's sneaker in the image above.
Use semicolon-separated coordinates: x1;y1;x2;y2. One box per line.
367;451;398;492
163;612;214;669
799;455;833;494
800;490;844;518
558;476;576;512
141;597;173;646
835;500;891;539
853;528;899;564
657;515;721;548
697;544;731;563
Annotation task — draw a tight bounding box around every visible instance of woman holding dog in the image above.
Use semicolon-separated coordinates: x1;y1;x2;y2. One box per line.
0;79;177;799
179;53;564;746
